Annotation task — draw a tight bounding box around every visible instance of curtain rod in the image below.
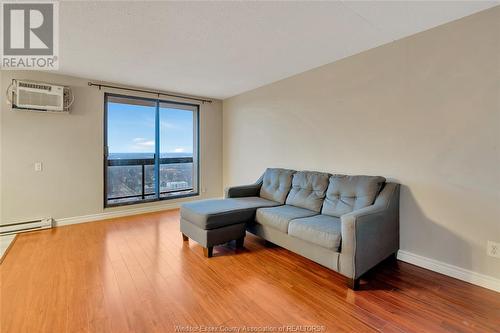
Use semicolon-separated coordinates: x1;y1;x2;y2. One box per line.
87;82;212;104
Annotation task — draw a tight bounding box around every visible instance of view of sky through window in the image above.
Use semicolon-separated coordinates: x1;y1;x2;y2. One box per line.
107;102;194;156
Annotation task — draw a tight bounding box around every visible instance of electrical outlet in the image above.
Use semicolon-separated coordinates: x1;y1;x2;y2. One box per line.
34;162;43;172
487;241;500;258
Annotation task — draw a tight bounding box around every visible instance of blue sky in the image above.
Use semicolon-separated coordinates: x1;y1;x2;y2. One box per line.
107;102;194;154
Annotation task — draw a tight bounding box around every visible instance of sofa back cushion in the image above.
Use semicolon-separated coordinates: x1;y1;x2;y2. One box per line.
285;171;330;212
259;168;295;204
322;175;386;217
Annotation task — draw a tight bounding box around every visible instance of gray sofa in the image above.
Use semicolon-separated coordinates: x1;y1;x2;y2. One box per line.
180;168;400;289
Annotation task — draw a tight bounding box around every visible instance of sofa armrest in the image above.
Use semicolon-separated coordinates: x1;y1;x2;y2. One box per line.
339;182;400;279
225;183;262;198
224;173;265;198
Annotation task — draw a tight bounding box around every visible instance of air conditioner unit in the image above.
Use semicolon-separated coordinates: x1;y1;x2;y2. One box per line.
9;80;73;112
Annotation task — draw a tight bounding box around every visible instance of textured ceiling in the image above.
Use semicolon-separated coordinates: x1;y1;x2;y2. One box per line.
57;1;499;99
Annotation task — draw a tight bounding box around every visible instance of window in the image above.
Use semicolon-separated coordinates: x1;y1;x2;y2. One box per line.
104;94;199;207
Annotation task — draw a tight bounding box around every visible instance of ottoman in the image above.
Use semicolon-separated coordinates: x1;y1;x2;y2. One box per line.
180;197;280;257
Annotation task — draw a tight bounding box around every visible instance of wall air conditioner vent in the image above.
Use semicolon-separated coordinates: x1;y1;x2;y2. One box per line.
6;79;74;113
0;218;53;236
18;82;53;91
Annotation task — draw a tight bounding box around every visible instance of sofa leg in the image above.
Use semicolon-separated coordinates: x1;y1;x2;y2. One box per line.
235;237;245;248
203;246;213;258
347;278;360;290
182;233;189;242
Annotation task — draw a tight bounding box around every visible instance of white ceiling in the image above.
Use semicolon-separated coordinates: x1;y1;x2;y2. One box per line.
58;1;499;99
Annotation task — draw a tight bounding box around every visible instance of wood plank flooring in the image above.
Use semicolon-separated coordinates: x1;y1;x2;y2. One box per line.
1;209;499;333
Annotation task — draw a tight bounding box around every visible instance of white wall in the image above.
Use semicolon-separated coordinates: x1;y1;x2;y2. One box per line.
223;8;500;278
0;71;223;223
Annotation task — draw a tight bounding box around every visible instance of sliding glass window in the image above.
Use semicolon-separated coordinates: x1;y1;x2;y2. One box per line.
105;94;199;207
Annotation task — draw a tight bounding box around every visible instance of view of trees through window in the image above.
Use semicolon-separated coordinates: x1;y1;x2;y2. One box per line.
105;95;198;206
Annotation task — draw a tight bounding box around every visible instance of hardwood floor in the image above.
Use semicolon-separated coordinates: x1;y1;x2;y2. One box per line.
1;209;499;333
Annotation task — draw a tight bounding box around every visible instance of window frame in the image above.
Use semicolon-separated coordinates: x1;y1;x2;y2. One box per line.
103;92;200;208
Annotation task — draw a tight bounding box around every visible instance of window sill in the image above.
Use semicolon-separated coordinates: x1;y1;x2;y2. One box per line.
104;192;200;209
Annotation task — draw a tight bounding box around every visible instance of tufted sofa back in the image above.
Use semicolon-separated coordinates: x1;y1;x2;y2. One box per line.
285;171;330;212
259;168;295;204
321;175;386;217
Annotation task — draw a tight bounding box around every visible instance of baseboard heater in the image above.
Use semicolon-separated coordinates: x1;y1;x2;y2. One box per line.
0;218;53;236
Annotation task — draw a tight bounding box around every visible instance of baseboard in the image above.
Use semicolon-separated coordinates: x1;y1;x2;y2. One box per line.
55;202;183;227
397;250;500;293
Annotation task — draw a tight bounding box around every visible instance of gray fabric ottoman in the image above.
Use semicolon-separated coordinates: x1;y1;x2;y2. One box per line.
180;197;280;257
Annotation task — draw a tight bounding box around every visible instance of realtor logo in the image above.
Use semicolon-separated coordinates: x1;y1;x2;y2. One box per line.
1;1;59;69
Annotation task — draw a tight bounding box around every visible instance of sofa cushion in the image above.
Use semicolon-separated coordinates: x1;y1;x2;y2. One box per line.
259;168;295;204
285;171;330;212
181;197;280;230
322;175;386;217
288;215;341;251
255;205;317;233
